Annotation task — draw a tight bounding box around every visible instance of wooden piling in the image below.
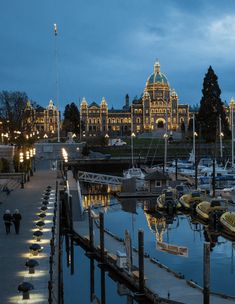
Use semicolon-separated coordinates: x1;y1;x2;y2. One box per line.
99;212;105;262
65;234;70;268
138;229;145;294
70;236;74;275
203;242;210;304
88;207;94;250
90;258;95;302
101;266;106;304
69;195;73;233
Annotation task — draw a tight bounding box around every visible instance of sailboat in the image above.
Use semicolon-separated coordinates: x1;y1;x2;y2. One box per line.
123;106;145;180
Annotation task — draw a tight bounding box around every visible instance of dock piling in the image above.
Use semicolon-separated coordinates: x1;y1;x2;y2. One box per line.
99;212;105;263
138;229;145;294
203;242;210;304
88;207;94;250
70;236;74;275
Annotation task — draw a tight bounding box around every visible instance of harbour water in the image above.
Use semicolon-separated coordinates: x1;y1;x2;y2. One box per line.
83;193;235;297
63;188;235;302
63;240;150;303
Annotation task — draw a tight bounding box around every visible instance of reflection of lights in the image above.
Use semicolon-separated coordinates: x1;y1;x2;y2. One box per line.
26;239;50;245
9;293;47;303
31;228;51;232
20;252;47;259
17;270;48;278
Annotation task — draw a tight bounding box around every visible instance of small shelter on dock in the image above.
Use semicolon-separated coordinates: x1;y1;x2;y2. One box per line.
145;170;178;194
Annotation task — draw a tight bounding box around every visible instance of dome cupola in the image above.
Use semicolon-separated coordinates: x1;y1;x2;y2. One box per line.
147;60;169;85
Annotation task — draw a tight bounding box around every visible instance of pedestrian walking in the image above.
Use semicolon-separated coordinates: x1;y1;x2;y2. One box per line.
12;209;22;234
3;210;12;234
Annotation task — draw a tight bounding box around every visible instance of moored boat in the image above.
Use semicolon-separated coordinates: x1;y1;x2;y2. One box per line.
220;211;235;234
196;198;228;221
156;188;181;212
179;190;204;210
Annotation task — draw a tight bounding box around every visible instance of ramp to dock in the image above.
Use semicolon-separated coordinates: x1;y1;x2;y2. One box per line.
78;170;123;185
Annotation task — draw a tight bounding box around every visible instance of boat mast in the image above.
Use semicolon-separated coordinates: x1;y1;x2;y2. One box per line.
164;94;168;170
232;100;234;168
193;113;196;166
219;115;223;160
131;104;135;168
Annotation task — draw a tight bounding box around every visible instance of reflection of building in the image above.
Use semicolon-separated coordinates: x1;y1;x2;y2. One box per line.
80;60;190;137
23;99;60;135
83;194;111;209
145;212;166;243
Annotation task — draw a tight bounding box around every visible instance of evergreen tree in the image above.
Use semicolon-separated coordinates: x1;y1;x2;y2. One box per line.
197;66;230;142
62;102;80;135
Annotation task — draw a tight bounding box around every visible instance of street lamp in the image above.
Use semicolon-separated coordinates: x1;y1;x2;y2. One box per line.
33;148;36;172
19;152;24;188
26;151;30;181
29;149;33;176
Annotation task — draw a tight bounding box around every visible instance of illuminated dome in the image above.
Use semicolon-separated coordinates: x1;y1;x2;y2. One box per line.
147;60;169;85
81;97;88;106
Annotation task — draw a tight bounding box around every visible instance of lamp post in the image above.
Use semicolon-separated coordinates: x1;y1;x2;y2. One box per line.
219;115;224;162
19;152;24;188
131;132;136;168
33;148;36;172
26;150;30;181
105;133;109;146
30;149;33;176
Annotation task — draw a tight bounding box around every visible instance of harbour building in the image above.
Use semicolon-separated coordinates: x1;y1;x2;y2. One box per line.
80;60;189;137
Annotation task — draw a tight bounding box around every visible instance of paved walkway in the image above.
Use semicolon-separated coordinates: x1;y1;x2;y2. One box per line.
0;160;57;303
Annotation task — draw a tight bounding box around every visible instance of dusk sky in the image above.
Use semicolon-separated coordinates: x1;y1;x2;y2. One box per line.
1;0;235;111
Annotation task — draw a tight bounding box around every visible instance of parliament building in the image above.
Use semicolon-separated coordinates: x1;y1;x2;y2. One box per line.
80;61;189;137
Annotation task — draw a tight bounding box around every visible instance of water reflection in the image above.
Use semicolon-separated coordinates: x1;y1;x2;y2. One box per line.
102;198;235;296
78;186;235;296
63;238;150;304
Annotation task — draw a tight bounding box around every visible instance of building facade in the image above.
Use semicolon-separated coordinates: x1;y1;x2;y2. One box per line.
80;61;189;137
23;99;59;136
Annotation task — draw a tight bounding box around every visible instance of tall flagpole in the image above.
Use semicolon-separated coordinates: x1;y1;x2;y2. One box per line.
54;23;60;143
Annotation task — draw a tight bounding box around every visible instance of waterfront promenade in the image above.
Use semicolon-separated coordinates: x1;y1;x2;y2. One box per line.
0;160;57;304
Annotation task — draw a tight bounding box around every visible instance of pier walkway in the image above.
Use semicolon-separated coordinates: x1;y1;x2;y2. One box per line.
0;160;58;304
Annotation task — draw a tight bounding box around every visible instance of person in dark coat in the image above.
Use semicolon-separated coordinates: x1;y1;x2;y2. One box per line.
12;209;22;234
3;210;12;234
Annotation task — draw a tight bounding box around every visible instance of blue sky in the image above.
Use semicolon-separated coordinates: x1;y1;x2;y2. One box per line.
1;0;235;111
